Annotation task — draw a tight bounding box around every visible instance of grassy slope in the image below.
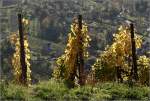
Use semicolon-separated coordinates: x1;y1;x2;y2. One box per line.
1;79;150;101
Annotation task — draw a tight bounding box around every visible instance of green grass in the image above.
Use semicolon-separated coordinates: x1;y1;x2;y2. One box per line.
1;79;150;101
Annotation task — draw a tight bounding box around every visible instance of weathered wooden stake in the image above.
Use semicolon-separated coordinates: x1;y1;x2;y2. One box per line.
130;23;138;81
77;15;84;85
18;13;27;85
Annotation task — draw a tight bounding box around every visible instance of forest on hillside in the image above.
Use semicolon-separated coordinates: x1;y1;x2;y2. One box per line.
0;0;150;100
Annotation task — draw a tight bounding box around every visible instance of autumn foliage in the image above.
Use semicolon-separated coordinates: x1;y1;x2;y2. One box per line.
10;19;31;85
53;19;91;86
92;25;149;85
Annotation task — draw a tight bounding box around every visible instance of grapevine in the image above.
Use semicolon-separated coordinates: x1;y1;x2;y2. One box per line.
53;19;91;85
92;25;142;81
10;18;31;85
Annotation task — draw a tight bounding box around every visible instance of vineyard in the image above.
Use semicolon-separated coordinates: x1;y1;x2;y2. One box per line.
0;0;150;100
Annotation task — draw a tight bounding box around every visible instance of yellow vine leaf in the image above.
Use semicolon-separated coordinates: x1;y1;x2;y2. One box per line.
10;18;31;85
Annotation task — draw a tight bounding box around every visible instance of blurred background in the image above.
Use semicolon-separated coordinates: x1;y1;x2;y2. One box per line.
0;0;150;82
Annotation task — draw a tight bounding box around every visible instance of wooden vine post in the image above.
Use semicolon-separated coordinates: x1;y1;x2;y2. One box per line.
18;13;27;85
130;23;138;81
77;15;85;86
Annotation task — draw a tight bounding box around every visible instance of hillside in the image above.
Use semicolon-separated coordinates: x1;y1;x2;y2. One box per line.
1;0;150;81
